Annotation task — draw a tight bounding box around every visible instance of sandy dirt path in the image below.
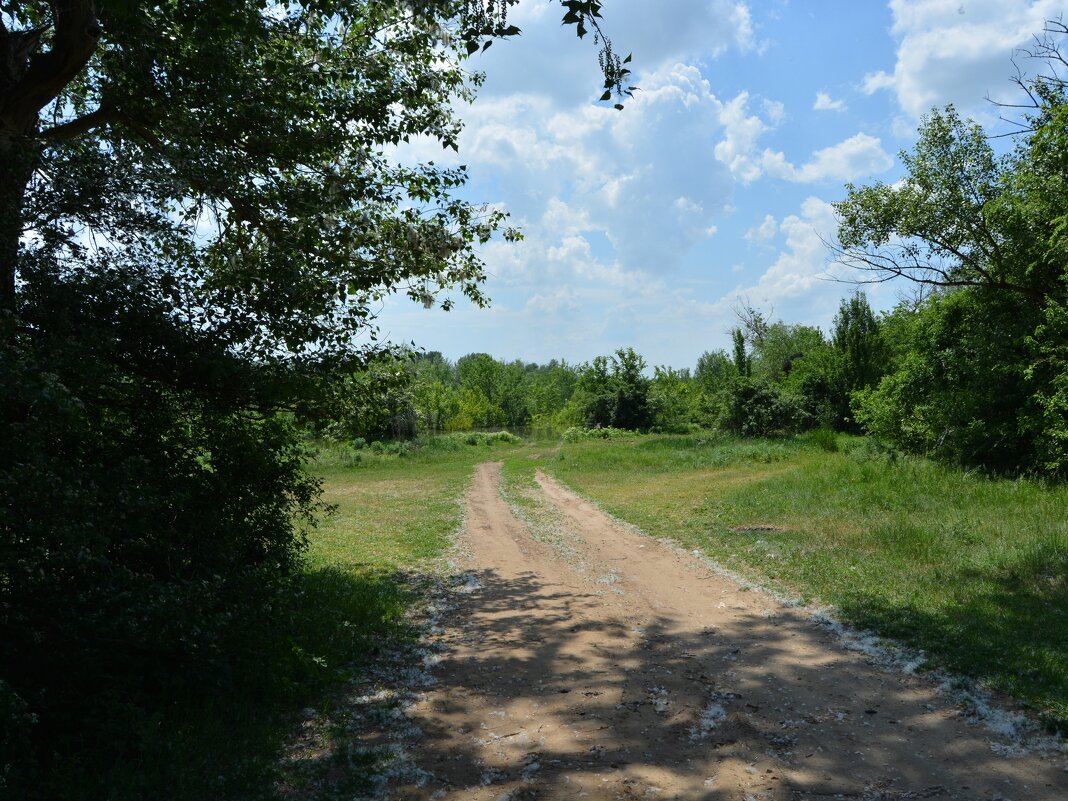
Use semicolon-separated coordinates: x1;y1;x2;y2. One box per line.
394;462;1067;800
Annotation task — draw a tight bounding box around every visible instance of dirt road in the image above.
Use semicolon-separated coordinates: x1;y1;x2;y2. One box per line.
393;462;1067;800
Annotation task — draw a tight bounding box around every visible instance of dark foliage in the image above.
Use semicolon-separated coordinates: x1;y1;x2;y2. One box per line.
719;378;808;438
0;263;320;793
574;348;653;431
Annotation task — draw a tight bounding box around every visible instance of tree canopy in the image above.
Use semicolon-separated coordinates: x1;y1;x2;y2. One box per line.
836;22;1068;476
0;2;633;795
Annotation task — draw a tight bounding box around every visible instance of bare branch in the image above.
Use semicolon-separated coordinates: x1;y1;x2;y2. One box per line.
40;103;116;141
825;236;1045;301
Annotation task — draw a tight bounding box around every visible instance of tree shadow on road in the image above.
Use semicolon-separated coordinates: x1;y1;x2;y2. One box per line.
388;565;1067;800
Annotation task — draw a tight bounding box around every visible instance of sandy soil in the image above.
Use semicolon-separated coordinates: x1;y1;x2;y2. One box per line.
391;462;1068;800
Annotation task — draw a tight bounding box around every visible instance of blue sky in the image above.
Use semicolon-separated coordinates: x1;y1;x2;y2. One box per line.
379;0;1065;369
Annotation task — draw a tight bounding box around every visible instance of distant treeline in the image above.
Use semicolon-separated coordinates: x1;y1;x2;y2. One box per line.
308;293;883;446
307;284;1057;479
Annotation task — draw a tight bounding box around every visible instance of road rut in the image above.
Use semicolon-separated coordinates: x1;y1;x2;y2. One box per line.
393;462;1067;800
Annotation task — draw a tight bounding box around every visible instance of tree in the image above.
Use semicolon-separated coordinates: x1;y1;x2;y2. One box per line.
650;365;696;432
610;347;652;430
695;349;735;390
573;348;652;430
574;355;615;428
750;321;825;383
0;1;633;792
731;328;750;376
0;1;633;323
835;24;1068;476
832;292;883;392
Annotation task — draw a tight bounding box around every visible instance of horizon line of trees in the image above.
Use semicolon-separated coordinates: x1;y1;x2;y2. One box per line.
312;290;904;443
324;251;1064;480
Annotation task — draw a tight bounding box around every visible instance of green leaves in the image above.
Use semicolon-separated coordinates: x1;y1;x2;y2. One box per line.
832;40;1068;478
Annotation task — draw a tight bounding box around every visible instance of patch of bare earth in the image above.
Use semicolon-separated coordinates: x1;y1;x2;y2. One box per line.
388;462;1067;800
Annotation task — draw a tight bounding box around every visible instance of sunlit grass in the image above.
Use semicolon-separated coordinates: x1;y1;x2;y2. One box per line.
310;434;532;570
506;432;1068;731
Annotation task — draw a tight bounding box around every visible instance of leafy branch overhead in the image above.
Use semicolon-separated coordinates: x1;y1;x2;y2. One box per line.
0;2;635;793
557;0;635;107
0;1;630;368
459;0;635;106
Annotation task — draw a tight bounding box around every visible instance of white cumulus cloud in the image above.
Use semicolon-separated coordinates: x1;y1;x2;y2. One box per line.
714;91;777;183
745;213;778;243
861;0;1063;120
762;133;894;183
813;90;847;111
731;196;843;315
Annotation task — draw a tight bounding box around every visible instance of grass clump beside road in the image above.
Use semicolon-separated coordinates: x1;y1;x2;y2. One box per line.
268;436;528;796
508;431;1068;732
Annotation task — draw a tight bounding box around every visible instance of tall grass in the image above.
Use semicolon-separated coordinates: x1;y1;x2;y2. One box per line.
509;433;1068;731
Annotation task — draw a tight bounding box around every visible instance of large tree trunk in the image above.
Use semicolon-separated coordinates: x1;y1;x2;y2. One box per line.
0;2;101;312
0;136;37;313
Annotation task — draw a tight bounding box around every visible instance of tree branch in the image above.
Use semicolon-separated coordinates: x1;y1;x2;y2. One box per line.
114;110;267;229
827;238;1045;302
40;102;115;141
1;1;101;135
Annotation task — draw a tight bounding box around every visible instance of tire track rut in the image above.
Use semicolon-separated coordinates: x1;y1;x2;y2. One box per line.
393;462;1067;800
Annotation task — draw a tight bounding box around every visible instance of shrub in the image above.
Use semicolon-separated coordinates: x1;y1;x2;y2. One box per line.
801;427;840;452
718;378;808;437
562;426;637;442
431;430;521;448
384;441;413;456
0;265;319;792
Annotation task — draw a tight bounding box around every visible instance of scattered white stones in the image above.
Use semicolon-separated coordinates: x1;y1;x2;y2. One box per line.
458;573;482;593
593;493;1064;761
689;702;727;741
521;757;542;780
648;686;671;714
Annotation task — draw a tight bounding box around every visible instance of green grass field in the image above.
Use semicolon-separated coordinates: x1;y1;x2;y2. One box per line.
503;431;1068;731
89;429;1067;799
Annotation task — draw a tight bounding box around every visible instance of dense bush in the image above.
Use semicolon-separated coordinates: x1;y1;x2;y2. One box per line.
718;378;809;437
0;266;319;791
572;348;654;430
562;426;638;442
851;289;1043;475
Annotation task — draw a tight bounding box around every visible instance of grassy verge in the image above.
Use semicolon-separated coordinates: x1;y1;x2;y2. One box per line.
273;434;530;797
45;435;524;801
505;431;1068;732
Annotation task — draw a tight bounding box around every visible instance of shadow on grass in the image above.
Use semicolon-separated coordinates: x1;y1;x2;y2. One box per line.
835;540;1068;732
17;565;417;801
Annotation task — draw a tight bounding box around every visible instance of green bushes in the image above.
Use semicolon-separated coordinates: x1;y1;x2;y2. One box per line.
718;378;809;437
851;289;1044;476
800;427;840;452
1;266;320;795
835;95;1068;480
314;430;523;465
562;426;638;442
